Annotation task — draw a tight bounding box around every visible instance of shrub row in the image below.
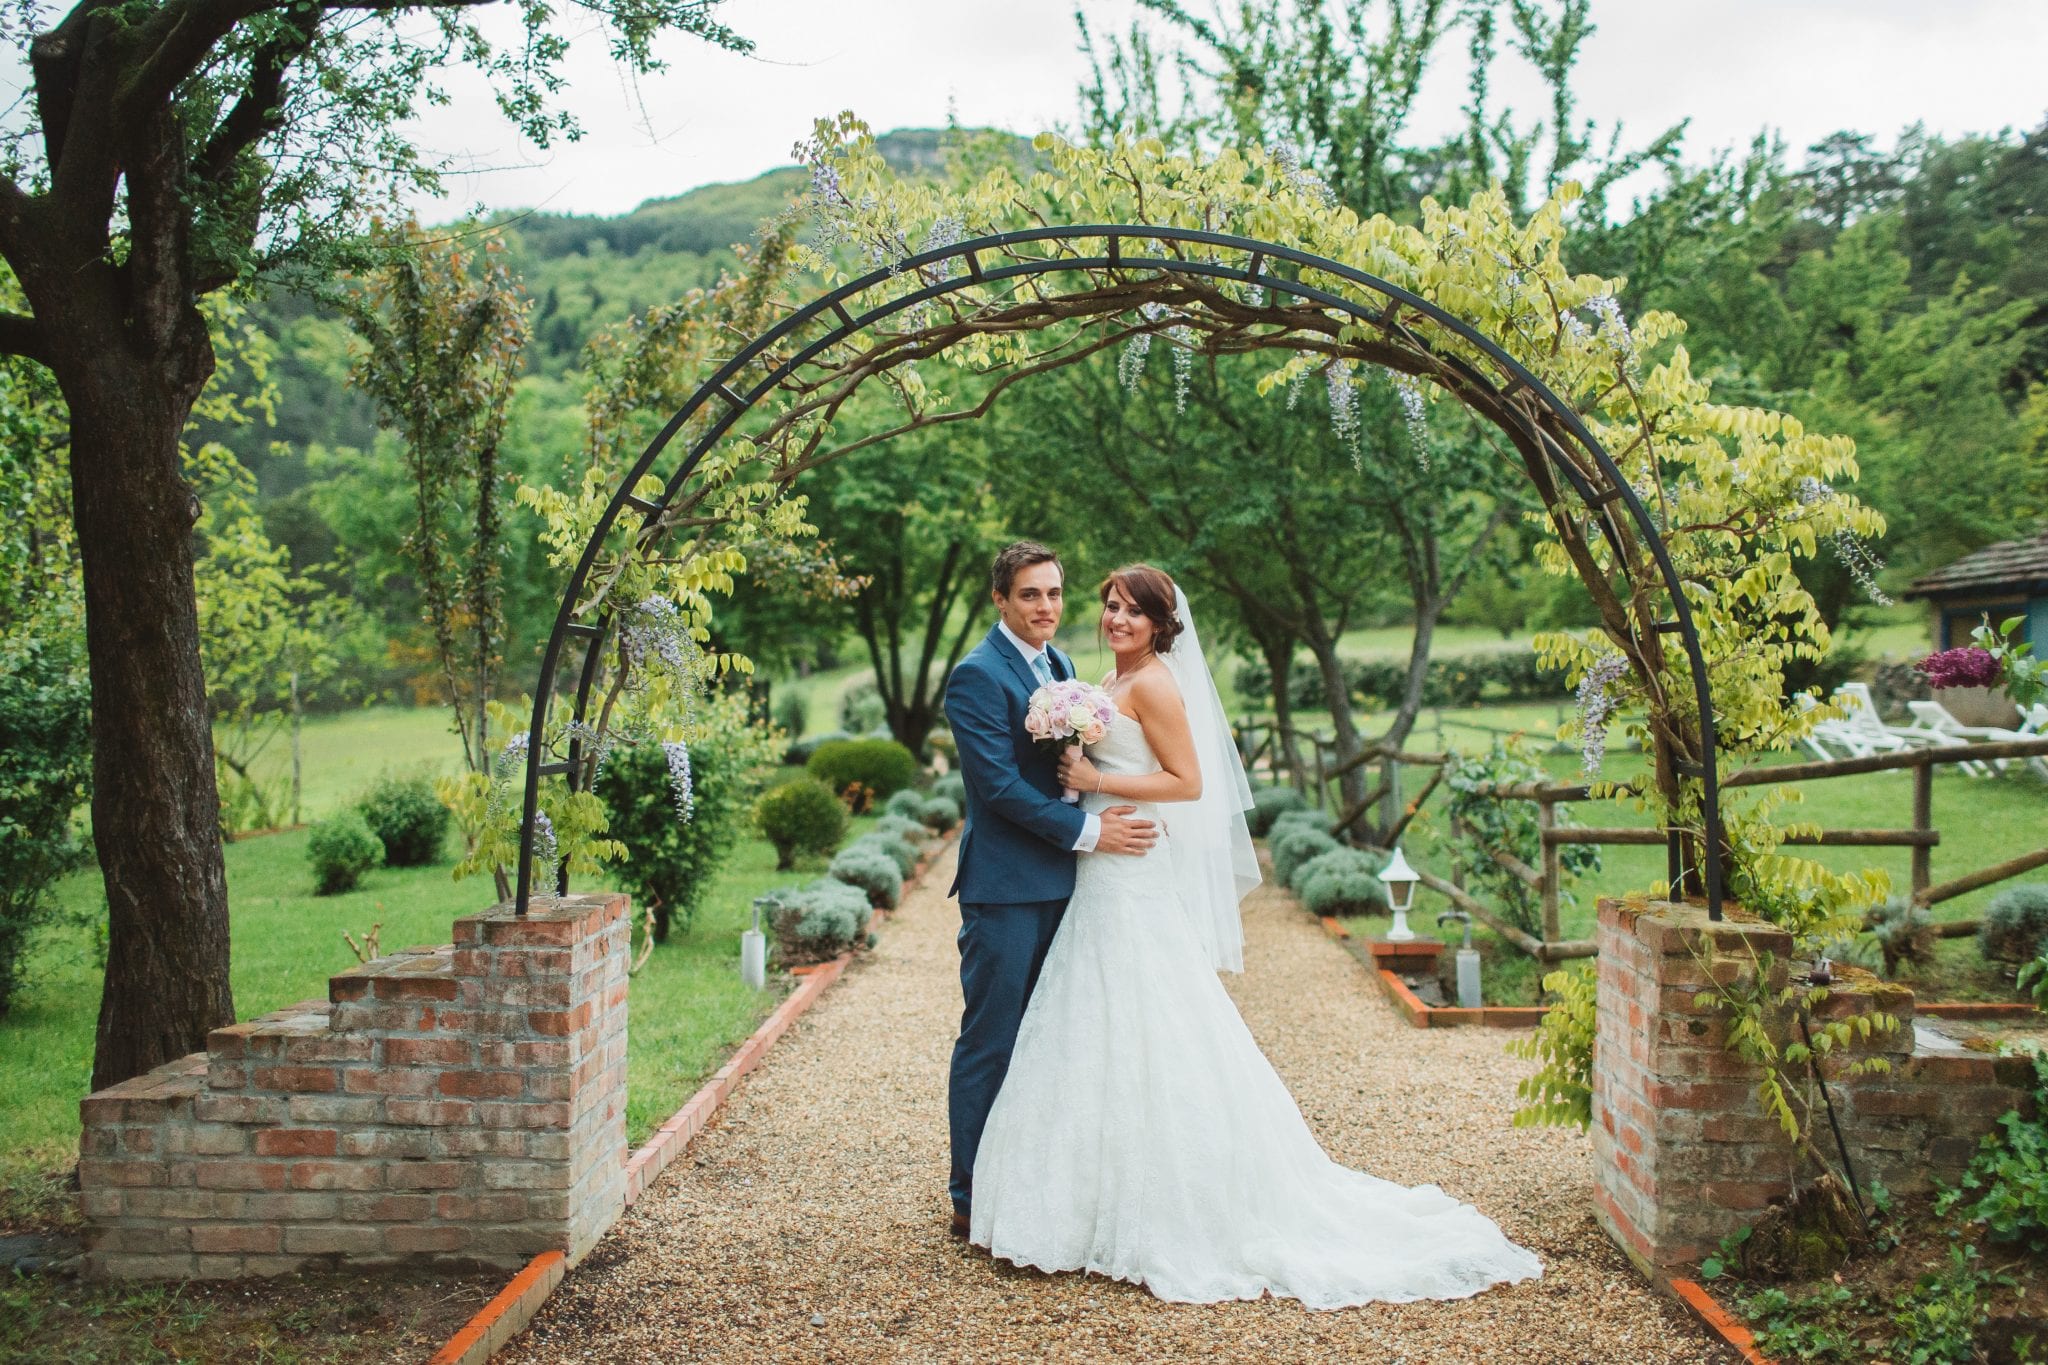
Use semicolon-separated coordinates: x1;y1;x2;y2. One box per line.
1235;649;1566;712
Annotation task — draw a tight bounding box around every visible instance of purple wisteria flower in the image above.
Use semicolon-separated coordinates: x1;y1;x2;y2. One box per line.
1390;370;1429;468
1797;477;1894;606
532;808;560;890
1170;326;1194;413
1915;647;2003;691
1576;653;1630;776
662;739;695;823
1325;359;1359;458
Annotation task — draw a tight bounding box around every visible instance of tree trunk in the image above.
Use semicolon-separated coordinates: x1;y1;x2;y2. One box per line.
68;354;235;1091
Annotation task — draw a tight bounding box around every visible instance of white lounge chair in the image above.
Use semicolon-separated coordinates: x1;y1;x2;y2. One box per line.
2018;704;2048;780
1901;699;2006;777
1825;684;1916;759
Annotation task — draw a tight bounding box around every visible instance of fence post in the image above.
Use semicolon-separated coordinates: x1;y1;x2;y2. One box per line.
1379;755;1400;836
1912;755;1934;900
1538;796;1561;947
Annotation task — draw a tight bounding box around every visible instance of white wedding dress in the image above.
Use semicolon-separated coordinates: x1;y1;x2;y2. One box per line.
968;708;1543;1308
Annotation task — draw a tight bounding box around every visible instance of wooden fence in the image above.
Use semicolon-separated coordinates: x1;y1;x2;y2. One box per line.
1236;718;2048;963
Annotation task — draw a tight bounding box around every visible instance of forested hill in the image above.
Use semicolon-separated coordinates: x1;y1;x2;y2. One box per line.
241;126;976;484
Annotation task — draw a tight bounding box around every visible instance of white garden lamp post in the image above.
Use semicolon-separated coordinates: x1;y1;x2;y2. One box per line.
1380;847;1420;942
741;895;772;991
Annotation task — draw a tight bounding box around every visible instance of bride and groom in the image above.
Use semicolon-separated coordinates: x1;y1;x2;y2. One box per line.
942;541;1542;1309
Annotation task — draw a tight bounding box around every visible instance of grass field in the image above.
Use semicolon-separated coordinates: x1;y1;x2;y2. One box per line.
2;705;888;1222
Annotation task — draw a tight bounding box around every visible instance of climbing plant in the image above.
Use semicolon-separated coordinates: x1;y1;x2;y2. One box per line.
495;116;1885;918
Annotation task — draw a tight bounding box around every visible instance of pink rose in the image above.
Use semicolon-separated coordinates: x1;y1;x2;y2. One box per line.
1080;721;1107;745
1025;709;1052;739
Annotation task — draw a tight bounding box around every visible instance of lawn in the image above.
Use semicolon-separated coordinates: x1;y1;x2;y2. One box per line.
2;745;885;1224
224;705;467;823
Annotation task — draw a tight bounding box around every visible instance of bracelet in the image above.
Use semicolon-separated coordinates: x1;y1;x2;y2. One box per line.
1095;771;1106;794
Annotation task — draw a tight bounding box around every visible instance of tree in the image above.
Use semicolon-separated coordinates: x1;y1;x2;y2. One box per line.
0;0;749;1088
805;417;1005;757
1024;348;1514;837
344;222;530;895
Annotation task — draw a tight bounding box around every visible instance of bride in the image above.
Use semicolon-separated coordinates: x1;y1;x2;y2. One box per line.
966;563;1543;1308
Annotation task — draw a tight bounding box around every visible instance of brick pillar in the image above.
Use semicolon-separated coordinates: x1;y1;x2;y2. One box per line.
79;893;630;1279
1589;897;2035;1280
445;894;631;1264
1591;899;1798;1276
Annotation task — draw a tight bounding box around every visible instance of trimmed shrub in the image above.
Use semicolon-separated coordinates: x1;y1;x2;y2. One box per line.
1248;785;1307;836
755;777;849;870
829;845;904;910
308;813;383;895
1981;884;2048;964
884;788;929;821
870;813;930;846
807;738;919;806
1298;848;1391;917
840;680;887;734
355;775;450;868
931;773;966;808
918;795;962;832
771;689;808;741
1272;828;1341;889
595;699;781;940
1269;808;1333;840
782;728;850;767
850;832;919;878
768;878;872;964
1863;897;1937;977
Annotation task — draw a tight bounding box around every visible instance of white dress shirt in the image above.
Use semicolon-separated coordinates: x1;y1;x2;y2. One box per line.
996;619;1101;853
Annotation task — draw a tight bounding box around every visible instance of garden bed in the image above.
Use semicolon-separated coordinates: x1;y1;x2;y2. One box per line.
1696;1193;2045;1364
0;1264;501;1363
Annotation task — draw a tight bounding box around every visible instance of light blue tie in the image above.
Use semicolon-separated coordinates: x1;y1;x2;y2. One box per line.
1029;651;1055;689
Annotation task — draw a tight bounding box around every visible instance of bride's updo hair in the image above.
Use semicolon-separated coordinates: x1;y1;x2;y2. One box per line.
1099;564;1184;654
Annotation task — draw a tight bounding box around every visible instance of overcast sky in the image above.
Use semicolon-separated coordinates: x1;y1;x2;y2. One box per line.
408;0;2048;219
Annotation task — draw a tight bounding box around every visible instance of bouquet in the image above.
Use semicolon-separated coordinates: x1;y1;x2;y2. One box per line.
1025;679;1117;803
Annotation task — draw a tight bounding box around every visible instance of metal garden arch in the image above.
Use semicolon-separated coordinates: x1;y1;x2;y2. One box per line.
513;225;1731;920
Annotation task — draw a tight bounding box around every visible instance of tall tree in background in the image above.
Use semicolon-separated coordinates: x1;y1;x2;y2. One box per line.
0;0;748;1088
345;223;530;812
807;419;1005;758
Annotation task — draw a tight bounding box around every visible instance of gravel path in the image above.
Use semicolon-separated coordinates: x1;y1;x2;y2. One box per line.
505;846;1730;1364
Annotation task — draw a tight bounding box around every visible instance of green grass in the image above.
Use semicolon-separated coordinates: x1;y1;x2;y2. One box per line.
223;705;467;823
3;779;886;1215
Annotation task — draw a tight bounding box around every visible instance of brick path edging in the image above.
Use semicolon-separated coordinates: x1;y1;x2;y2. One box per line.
427;835;952;1364
1669;1278;1774;1364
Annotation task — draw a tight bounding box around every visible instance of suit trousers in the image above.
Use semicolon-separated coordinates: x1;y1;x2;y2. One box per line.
948;896;1068;1215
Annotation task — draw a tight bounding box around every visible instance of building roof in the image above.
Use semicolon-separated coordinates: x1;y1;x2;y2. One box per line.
1905;531;2048;600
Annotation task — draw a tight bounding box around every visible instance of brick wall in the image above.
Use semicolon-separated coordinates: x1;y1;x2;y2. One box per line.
79;894;629;1280
1592;898;2035;1276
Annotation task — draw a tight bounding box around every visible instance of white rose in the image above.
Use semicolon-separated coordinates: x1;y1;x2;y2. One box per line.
1066;703;1094;731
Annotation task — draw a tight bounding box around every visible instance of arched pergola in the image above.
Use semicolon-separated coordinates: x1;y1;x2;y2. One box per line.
512;225;1730;919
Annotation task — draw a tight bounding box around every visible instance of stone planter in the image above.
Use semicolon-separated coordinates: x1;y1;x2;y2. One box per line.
1938;685;2020;728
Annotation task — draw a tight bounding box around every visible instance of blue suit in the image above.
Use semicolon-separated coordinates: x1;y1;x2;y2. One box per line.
943;624;1087;1216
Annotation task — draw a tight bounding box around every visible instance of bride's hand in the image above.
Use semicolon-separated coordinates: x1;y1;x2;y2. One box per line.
1058;750;1099;792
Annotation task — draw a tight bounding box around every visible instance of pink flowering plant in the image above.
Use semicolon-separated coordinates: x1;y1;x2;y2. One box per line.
1916;616;2045;710
1025;679;1117;803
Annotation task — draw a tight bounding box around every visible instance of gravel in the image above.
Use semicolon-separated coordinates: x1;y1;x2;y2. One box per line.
504;846;1731;1363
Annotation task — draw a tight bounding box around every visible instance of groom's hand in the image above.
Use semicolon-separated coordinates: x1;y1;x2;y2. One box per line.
1095;806;1158;857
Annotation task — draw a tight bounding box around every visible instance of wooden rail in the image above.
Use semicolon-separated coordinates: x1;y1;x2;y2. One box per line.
1435;735;2048;961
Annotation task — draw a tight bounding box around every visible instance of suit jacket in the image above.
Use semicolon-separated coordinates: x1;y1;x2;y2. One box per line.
945;624;1088;904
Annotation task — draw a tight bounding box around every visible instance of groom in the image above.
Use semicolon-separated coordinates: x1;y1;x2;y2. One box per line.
942;541;1157;1239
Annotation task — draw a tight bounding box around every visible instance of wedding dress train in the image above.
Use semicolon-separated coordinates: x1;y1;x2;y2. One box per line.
968;712;1543;1308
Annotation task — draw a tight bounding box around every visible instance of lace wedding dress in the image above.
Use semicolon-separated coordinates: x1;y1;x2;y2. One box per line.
967;710;1543;1308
